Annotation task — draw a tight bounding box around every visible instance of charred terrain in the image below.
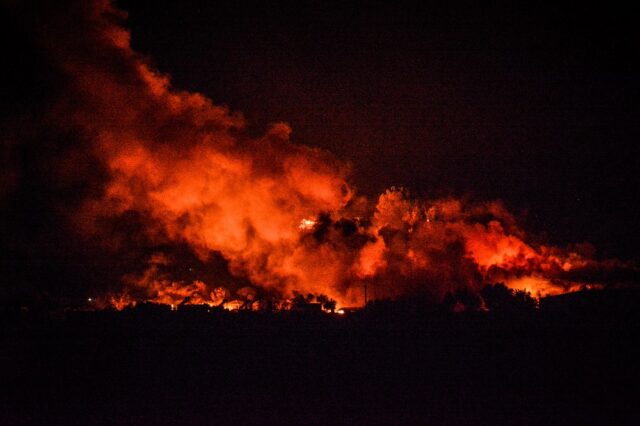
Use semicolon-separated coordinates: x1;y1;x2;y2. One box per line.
2;289;640;425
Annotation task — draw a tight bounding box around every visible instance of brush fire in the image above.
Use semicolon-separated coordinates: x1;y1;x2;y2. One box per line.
7;0;638;313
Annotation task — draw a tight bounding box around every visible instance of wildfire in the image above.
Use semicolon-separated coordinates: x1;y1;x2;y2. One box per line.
27;0;634;312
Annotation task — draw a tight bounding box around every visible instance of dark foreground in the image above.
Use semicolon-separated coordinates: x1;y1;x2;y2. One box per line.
2;299;639;425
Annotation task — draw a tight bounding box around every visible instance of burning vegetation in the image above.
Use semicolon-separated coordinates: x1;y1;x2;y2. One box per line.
3;0;639;313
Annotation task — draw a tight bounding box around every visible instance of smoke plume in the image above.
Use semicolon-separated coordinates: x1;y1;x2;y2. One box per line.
2;0;637;308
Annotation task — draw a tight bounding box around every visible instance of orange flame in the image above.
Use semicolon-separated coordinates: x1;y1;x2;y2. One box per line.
38;0;632;310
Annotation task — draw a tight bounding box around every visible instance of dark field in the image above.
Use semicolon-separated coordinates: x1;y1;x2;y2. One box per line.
2;296;640;425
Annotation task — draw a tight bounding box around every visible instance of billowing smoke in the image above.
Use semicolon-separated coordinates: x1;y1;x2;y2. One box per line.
3;0;637;308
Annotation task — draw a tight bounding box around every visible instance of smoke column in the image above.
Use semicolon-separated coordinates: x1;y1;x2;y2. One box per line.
3;0;637;308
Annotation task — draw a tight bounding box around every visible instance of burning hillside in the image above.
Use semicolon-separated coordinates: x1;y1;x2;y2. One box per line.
2;0;638;311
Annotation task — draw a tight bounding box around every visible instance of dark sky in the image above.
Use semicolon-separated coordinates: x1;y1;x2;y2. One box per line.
115;0;640;259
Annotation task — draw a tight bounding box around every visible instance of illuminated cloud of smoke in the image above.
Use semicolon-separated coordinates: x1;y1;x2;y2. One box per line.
13;0;637;308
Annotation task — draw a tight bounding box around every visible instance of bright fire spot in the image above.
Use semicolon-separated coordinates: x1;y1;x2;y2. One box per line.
223;300;244;311
337;309;345;315
505;275;577;298
298;218;317;231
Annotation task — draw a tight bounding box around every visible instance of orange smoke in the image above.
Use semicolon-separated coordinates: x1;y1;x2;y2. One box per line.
37;1;635;310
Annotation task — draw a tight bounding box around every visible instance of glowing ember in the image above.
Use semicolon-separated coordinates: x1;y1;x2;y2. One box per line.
299;218;317;231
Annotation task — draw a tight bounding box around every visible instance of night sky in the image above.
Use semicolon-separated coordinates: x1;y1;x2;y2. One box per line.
1;0;639;301
117;0;639;258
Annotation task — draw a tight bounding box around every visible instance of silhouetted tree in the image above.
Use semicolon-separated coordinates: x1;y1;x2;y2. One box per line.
442;288;481;312
292;292;308;308
481;283;537;313
316;294;337;312
455;287;482;311
480;283;512;311
513;289;537;311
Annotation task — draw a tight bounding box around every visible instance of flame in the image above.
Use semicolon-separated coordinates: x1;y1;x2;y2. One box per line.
29;0;637;311
299;218;317;231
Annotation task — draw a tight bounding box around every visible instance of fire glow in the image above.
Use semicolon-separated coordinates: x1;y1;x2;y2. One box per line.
36;1;635;311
